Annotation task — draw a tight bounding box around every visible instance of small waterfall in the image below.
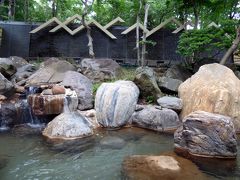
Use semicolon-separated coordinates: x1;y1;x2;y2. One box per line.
16;99;44;128
63;96;72;113
0;104;10;131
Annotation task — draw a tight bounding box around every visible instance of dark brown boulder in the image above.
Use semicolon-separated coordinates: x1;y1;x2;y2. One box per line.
174;111;237;159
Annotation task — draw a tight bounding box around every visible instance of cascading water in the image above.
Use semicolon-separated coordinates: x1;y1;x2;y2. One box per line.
16;99;44;128
0;103;10;131
0;86;48;131
24;86;47;128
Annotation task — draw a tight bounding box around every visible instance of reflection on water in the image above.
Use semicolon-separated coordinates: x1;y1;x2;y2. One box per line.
0;127;239;180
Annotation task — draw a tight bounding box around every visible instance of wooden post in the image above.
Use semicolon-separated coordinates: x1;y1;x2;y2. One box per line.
136;0;142;66
141;4;149;67
81;0;95;59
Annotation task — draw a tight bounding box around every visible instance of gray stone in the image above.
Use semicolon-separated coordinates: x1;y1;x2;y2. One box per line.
26;60;76;85
0;73;14;96
62;71;93;110
0;58;17;78
158;76;182;94
132;105;181;132
100;136;126;149
95;80;139;128
14;64;37;82
157;96;182;112
165;64;192;82
42;111;93;140
81;58;122;82
134;66;163;99
174;111;237;158
9;56;29;68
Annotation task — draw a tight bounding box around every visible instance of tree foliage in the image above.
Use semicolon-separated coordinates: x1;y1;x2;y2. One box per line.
0;0;239;66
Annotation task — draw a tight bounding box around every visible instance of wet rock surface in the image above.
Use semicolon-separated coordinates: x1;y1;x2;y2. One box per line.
122;153;207;180
95;81;139;128
28;88;78;115
132;105;181;132
174;111;237;158
42;111;94;140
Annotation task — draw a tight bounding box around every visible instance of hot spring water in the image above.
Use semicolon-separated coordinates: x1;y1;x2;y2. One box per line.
1;88;240;179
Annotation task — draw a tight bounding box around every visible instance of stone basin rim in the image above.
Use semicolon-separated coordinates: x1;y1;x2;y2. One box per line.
42;132;94;141
174;147;237;159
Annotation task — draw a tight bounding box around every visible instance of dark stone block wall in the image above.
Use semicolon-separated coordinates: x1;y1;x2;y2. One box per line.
0;21;187;65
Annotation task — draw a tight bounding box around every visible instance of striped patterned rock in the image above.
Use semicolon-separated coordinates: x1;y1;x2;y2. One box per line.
95;80;139;128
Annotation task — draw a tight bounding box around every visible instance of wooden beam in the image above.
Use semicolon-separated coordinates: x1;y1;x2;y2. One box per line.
207;22;219;28
171;18;183;27
50;14;82;33
146;17;173;37
104;17;125;29
71;19;117;39
207;22;231;39
121;23;149;35
30;17;74;35
172;24;185;34
172;21;192;34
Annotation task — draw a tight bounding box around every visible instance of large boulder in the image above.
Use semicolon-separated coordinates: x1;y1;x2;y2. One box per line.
26;59;76;85
157;96;182;112
131;105;181;132
80;58;122;82
0;73;14;96
158;76;182;94
174;111;237;159
122;153;208;180
0;58;17;78
42;111;93;140
134;66;163;99
28;88;78;115
62;71;93;110
95;80;139;128
179;63;240;132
